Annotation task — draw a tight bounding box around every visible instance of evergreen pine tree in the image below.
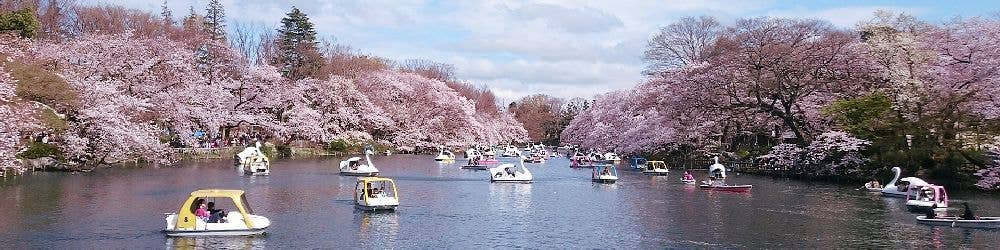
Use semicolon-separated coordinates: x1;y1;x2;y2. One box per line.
160;0;174;26
203;0;226;41
275;7;321;80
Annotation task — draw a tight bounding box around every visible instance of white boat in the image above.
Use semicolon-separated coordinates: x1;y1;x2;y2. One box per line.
501;145;519;157
603;152;621;163
482;146;497;157
489;157;532;183
642;161;669;175
881;167;926;197
905;184;948;211
435;148;456;161
364;145;375;156
708;156;725;179
340;150;379;176
355;177;399;211
916;216;1000;229
592;165;618;183
464;147;480;159
235;142;270;176
163;189;270;237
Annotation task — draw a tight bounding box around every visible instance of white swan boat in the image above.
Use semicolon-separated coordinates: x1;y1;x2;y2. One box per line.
642;161;669;175
708;156;725;179
355;177;399;211
592;165;619;183
235;142;270;176
435;148;456;161
489;157;532;183
340;150;379;176
880;167;929;197
163;189;270;236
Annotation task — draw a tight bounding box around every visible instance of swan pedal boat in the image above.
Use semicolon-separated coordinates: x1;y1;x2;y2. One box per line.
434;149;456;161
163;189;270;237
339;152;379;177
698;184;753;192
235;143;270;176
916;216;1000;229
489;159;532;183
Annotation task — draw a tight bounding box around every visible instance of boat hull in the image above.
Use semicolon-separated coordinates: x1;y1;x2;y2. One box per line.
163;227;268;237
356;204;398;211
490;179;532;183
642;171;669;176
681;179;696;184
592;178;617;184
340;171;378;177
916;216;1000;229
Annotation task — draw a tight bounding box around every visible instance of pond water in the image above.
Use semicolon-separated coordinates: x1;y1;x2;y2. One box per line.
1;155;998;248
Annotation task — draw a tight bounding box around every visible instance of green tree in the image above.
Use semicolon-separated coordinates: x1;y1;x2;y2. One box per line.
0;8;41;38
203;0;225;41
274;7;322;80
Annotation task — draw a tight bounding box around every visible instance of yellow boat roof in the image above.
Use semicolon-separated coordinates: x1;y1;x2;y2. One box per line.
189;189;245;197
358;177;394;182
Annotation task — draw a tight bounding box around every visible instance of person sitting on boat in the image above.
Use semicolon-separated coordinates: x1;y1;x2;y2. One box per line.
602;167;611;176
920;187;933;201
350;160;359;170
505;166;515;177
925;204;937;219
866;180;881;189
683;171;694;181
207;202;227;223
960;202;977;220
366;183;378;198
195;201;210;222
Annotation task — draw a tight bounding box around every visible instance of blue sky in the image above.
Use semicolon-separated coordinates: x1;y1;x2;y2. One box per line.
80;0;1000;102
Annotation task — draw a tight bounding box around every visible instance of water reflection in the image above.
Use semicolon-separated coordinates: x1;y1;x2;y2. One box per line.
356;211;400;248
165;236;266;250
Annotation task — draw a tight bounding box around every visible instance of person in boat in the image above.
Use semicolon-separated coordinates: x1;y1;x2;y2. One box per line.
602;167;611;176
925;204;937;219
195;201;210;222
505;166;515;177
866;180;881;189
920;187;934;201
207;202;227;223
683;171;694;181
350;160;359;170
961;202;977;220
366;183;378;198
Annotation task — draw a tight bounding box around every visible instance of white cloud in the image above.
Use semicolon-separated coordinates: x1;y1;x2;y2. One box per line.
76;0;977;102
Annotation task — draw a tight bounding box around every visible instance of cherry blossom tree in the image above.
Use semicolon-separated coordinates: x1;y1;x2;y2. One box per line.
0;62;39;173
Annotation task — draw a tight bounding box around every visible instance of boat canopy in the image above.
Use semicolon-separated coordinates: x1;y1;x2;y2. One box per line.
175;189;255;230
899;177;930;187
